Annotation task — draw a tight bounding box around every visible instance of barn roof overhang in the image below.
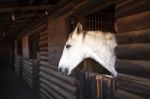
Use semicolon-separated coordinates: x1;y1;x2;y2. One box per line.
0;0;115;43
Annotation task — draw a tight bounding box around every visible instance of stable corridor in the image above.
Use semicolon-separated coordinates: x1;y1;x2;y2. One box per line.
0;69;38;99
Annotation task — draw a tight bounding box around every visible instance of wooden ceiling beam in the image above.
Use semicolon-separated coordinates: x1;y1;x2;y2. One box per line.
0;19;34;26
0;5;51;13
28;0;35;5
16;13;40;19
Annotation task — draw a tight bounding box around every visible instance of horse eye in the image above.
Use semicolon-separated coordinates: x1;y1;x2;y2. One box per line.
66;44;71;49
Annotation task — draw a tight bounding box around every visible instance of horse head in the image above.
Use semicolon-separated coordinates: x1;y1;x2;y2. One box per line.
58;23;117;77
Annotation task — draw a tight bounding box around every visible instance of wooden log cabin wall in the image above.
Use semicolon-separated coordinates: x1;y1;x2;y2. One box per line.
115;0;150;98
40;13;77;99
13;0;150;99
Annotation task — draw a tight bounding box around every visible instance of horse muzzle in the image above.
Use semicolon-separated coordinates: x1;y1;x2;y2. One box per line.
58;67;69;75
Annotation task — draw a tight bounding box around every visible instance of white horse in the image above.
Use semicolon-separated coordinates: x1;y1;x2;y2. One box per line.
58;23;117;77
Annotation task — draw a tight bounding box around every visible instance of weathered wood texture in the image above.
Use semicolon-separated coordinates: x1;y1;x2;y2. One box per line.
116;0;150;18
15;55;23;76
75;69;115;99
22;36;29;58
22;58;33;88
115;73;150;98
115;0;150;98
115;11;150;33
36;23;50;99
116;59;150;78
116;28;150;44
116;44;150;60
38;16;77;99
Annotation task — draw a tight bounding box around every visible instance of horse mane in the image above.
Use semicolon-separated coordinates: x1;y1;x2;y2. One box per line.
69;30;87;39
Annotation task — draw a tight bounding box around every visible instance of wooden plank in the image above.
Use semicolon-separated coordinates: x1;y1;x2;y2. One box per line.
31;24;47;35
39;31;47;36
0;5;51;12
39;35;47;41
23;66;32;75
40;77;76;99
39;71;76;93
115;89;145;99
39;40;48;47
116;44;150;60
23;59;33;66
116;73;150;98
39;51;48;56
40;88;54;99
116;59;150;78
116;0;150;18
116;28;150;44
39;56;48;61
39;66;75;85
74;0;114;15
40;93;48;99
115;0;133;5
40;83;63;99
116;11;150;33
39;47;48;51
73;0;114;15
39;61;57;71
23;70;32;79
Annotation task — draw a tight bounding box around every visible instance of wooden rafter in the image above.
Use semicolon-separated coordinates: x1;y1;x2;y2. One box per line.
0;5;52;13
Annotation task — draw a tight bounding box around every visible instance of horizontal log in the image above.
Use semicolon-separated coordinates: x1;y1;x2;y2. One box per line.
39;40;48;47
116;11;150;33
39;61;49;67
39;35;48;41
116;59;150;78
31;24;47;35
40;93;48;99
40;88;54;99
39;61;57;71
40;83;63;99
23;73;32;85
39;56;48;61
115;0;131;5
23;71;32;80
0;5;51;12
116;28;150;44
39;47;48;51
40;77;76;99
23;66;32;75
39;42;48;47
40;31;47;36
116;0;150;18
73;0;114;15
23;64;32;71
23;76;32;88
39;71;76;93
39;51;48;56
116;73;150;98
115;44;150;60
23;60;33;67
115;89;145;99
39;66;75;85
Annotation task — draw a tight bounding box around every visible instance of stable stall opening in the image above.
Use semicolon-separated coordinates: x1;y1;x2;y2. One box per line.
67;6;116;75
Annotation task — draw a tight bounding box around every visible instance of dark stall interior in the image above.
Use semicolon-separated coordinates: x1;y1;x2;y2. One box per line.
0;43;11;68
0;0;60;99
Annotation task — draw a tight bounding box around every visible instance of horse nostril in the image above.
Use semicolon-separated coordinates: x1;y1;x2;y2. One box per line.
64;68;68;75
58;67;62;72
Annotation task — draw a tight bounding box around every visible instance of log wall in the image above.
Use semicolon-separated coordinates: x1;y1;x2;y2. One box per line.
115;0;150;98
22;58;33;88
40;15;77;99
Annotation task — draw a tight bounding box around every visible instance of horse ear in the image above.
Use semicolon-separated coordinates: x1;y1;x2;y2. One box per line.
74;23;82;34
